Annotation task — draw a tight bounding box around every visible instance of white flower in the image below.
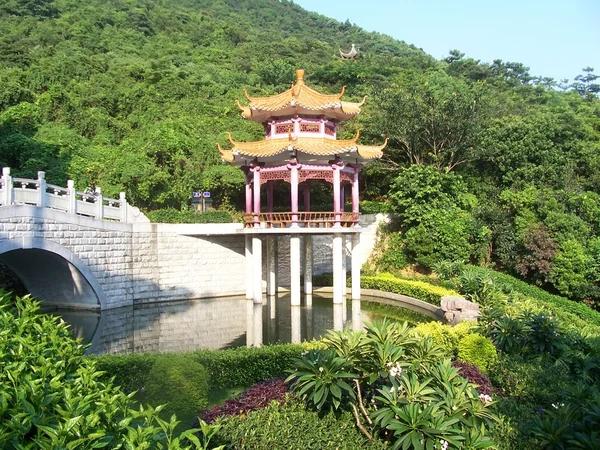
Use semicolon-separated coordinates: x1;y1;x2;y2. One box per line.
319;367;324;373
301;350;308;356
390;386;395;393
386;362;393;367
479;394;493;404
552;402;564;409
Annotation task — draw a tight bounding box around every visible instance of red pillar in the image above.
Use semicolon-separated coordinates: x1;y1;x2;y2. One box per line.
252;165;261;227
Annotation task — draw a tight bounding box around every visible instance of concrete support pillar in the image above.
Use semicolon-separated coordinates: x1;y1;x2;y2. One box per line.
303;235;313;297
332;233;343;304
252;236;262;304
352;299;361;331
245;235;253;300
351;233;361;300
267;236;277;296
340;184;345;214
252;302;263;347
333;303;344;331
290;234;301;306
291;305;301;343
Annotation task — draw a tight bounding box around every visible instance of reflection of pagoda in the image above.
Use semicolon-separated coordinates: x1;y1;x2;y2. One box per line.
218;69;386;317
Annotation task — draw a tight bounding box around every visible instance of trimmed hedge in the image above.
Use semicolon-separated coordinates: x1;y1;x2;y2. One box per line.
146;355;210;421
93;344;306;393
146;208;233;223
463;265;600;328
191;344;306;389
362;273;459;306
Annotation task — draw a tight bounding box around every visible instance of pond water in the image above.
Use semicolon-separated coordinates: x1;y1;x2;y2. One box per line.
50;294;427;355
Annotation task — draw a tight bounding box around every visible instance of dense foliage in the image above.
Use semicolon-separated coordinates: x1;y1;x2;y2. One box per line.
0;291;212;449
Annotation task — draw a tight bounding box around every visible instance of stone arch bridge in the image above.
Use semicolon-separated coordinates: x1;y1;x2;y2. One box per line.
0;168;382;310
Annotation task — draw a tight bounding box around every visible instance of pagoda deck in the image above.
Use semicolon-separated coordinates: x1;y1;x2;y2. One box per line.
243;211;359;228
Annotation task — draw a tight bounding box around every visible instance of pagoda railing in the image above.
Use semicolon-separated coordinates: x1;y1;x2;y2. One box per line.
244;211;359;228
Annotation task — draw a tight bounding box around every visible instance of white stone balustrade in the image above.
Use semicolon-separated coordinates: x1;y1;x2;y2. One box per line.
0;167;129;222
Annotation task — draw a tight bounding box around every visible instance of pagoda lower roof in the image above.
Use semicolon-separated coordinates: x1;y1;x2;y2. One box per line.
237;69;366;123
218;131;387;166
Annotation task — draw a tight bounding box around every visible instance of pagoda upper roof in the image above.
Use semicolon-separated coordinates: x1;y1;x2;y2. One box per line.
237;69;367;123
218;130;387;166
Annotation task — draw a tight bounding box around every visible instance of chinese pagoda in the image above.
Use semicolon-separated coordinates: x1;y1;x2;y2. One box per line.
218;69;386;313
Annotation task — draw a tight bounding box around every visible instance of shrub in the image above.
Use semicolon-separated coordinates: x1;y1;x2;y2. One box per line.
191;344;306;389
360;200;393;214
145;355;210;421
457;334;498;373
413;321;460;357
212;400;387;450
372;232;410;273
362;273;459;306
93;352;158;393
0;292;205;449
146;208;233;223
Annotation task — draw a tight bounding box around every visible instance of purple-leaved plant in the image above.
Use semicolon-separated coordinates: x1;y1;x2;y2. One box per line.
196;377;290;424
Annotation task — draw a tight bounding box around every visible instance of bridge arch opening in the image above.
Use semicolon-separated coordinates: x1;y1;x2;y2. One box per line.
0;240;105;310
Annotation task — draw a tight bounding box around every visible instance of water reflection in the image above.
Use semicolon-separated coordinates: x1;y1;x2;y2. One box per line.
52;294;374;355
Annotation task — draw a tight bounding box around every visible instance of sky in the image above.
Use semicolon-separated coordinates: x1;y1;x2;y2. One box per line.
294;0;600;83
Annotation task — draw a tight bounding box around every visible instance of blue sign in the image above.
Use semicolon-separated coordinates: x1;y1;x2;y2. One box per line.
192;191;202;198
203;192;211;198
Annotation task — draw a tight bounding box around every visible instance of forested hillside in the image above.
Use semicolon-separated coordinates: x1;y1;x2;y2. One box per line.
1;0;599;305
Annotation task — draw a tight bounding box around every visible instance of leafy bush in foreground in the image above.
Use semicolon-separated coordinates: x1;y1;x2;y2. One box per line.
0;292;207;449
286;320;497;449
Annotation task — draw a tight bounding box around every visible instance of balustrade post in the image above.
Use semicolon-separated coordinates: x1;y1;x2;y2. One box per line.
2;167;13;206
119;192;127;222
37;171;47;207
67;180;76;214
95;187;104;219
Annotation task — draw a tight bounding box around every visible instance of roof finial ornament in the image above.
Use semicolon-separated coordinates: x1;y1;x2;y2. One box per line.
340;44;359;59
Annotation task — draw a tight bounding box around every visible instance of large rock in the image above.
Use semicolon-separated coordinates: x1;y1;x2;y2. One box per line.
440;295;480;325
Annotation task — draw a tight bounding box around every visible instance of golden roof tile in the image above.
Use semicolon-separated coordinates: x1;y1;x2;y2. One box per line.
237;69;366;121
219;131;385;162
